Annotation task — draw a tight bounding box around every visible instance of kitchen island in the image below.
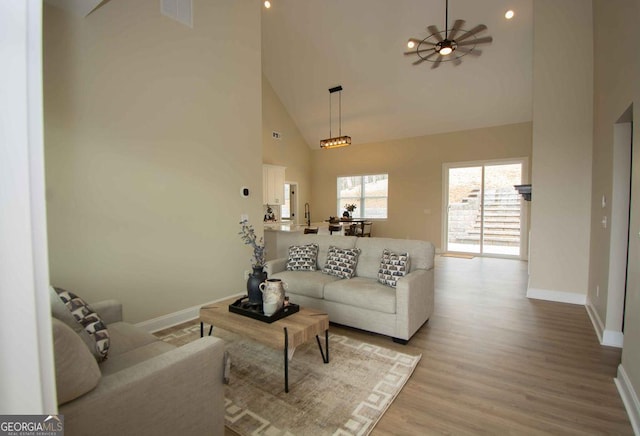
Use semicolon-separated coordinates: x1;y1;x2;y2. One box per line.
264;222;336;261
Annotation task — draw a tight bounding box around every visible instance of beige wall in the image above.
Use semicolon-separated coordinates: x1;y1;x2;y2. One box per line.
528;0;593;300
311;122;532;247
590;0;640;415
262;76;312;224
43;0;263;323
589;1;638;335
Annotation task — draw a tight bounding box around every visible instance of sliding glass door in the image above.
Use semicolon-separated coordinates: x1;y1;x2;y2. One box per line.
444;160;526;257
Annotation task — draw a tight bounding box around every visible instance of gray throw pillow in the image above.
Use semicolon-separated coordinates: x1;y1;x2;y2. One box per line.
51;286;110;362
322;246;361;279
378;249;410;288
287;243;319;271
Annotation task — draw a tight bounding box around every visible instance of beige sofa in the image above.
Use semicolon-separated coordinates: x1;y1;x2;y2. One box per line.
50;291;225;436
265;233;435;343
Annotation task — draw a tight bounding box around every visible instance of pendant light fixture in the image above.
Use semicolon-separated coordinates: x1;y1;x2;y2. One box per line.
320;85;351;149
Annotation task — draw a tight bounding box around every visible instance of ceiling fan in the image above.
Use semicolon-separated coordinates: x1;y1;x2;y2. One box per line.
405;0;493;69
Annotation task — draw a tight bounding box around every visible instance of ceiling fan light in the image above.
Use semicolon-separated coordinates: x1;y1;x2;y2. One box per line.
440;46;453;55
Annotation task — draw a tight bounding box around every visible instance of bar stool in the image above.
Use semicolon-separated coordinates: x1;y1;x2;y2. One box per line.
328;224;342;235
304;227;319;234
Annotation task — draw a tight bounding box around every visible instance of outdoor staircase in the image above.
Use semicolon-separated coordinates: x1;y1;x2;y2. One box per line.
452;189;521;247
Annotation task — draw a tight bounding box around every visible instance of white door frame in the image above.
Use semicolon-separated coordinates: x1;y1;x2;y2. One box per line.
604;108;633;347
0;0;56;413
284;181;298;224
442;157;529;259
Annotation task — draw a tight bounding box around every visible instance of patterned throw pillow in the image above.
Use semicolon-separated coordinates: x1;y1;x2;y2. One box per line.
322;246;361;279
378;249;411;288
286;243;319;271
53;287;110;362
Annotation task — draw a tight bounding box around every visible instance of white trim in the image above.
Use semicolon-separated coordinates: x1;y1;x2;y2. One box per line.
0;0;55;414
602;330;624;348
586;297;605;340
135;293;244;333
606;121;632;340
615;364;640;435
586;297;623;348
526;287;586;305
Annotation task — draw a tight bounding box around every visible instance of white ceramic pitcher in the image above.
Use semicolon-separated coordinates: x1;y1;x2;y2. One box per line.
259;278;287;311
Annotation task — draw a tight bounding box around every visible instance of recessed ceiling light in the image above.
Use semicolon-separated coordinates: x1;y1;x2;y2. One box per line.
407;40;416;49
264;1;271;9
505;10;515;19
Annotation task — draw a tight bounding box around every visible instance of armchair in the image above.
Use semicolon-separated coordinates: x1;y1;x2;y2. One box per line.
51;295;225;436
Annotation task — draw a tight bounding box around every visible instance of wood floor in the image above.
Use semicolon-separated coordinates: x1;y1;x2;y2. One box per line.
186;256;633;435
358;256;632;435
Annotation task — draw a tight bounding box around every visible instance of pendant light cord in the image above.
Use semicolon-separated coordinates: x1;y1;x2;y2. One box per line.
339;90;342;137
445;0;449;39
329;92;332;138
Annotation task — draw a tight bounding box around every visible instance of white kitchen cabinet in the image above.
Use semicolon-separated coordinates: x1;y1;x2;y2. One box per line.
262;164;286;205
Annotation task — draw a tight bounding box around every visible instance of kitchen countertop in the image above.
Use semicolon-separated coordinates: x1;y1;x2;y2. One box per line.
264;222;326;232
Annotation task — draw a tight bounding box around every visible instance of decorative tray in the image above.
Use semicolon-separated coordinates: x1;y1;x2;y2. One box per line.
228;296;299;324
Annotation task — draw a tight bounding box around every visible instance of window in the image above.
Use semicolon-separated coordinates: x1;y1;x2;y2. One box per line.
337;174;388;219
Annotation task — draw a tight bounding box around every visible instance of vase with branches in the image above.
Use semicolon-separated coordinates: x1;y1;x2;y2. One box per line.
239;220;267;305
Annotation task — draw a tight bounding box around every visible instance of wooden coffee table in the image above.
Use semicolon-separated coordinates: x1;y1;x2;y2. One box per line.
199;296;330;393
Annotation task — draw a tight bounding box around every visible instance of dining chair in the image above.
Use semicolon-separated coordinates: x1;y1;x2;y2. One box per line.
360;221;373;237
344;223;358;236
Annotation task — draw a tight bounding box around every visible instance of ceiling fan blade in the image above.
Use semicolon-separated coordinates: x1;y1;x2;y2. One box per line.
410;51;438;65
458;36;493;46
431;55;443;69
448;19;465;41
404;47;436;56
455;24;487;42
456;47;482;56
452;57;463;66
408;38;435;47
427;25;443;42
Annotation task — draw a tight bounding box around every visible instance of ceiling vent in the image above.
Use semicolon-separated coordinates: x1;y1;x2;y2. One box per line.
161;0;193;28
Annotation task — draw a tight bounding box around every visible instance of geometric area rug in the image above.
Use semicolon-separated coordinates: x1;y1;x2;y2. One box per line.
155;322;421;436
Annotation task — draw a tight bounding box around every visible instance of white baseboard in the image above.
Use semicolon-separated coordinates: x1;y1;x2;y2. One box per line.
135;293;244;333
615;364;640;435
586;297;624;348
603;330;624;348
526;287;587;305
586;297;605;341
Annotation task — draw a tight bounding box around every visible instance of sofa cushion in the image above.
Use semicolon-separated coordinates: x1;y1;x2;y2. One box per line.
271;270;341;299
378;249;410;288
273;233;357;269
99;341;176;376
322;246;361;279
52;318;101;406
355;237;434;278
286;243;319;271
52;287;110;362
106;321;162;358
324;277;397;314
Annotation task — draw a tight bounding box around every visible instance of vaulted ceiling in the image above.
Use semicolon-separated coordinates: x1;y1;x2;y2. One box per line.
261;0;534;148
